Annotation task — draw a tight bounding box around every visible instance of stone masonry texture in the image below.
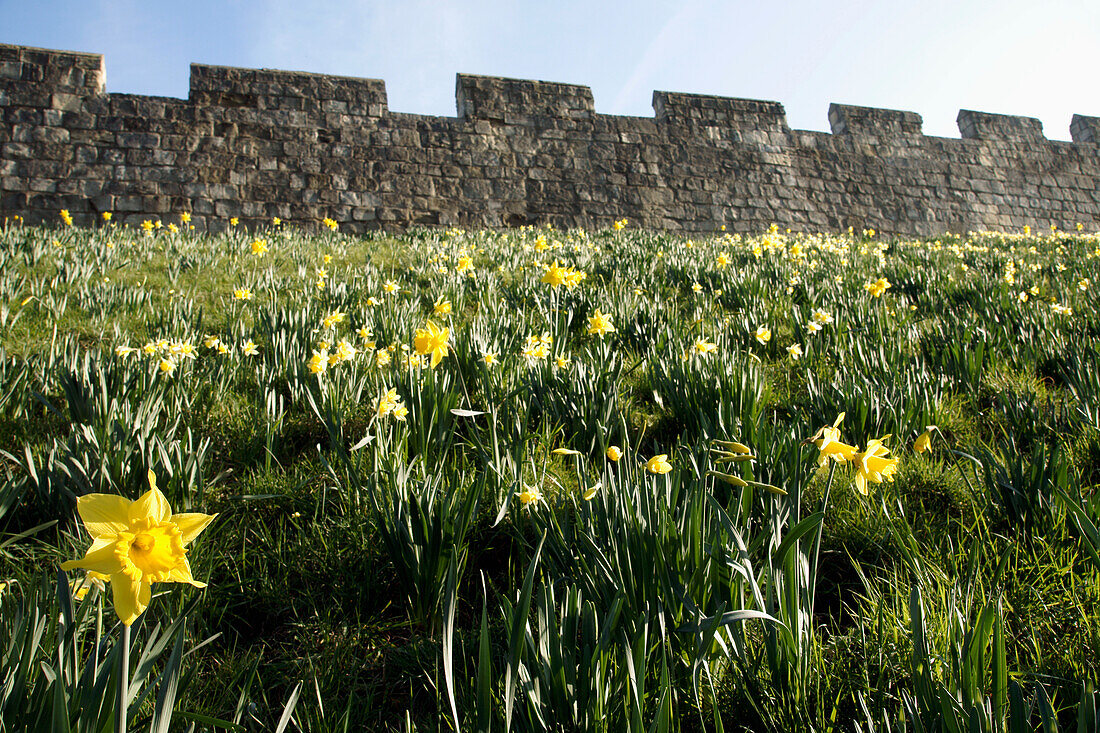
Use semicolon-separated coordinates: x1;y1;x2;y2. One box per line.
2;43;1099;235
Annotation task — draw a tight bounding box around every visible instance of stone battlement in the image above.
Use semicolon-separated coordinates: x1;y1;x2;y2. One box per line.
1;43;1098;234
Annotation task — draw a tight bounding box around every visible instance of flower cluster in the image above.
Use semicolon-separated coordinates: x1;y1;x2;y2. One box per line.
809;414;899;495
374;387;409;420
540;261;586;289
521;332;552;363
864;277;892;298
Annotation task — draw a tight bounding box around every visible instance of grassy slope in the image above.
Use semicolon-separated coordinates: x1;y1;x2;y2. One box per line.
0;219;1098;730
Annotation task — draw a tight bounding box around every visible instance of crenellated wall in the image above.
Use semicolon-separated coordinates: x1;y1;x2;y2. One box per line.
2;42;1098;235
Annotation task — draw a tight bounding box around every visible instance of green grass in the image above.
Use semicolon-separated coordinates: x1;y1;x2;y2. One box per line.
1;218;1099;731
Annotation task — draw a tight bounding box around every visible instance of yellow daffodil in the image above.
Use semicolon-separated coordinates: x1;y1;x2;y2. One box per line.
308;349;329;375
913;426;937;453
333;339;357;363
755;326;771;345
61;471;216;625
233;288;253;301
606;445;622;461
582;482;601;501
809;414;858;466
587;309;615;336
102;212;112;222
542;261;568;288
60;209;73;226
646;454;672;474
864;277;891;298
414;320;450;367
434;297;453;316
788;343;803;360
250;239;268;257
854;437;899;495
374;387;402;417
693;338;718;356
517;485;543;509
564;268;586;289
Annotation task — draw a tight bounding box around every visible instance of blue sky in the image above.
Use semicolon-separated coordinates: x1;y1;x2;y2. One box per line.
3;0;1098;140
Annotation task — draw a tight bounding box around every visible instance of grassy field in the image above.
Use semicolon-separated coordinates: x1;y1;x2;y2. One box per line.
1;215;1099;731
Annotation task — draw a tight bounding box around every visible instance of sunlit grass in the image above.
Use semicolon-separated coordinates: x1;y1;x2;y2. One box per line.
0;217;1098;730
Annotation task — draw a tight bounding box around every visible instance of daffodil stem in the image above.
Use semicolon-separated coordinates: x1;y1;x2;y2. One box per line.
116;623;129;733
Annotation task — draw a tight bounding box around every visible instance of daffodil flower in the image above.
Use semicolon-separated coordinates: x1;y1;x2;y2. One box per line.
913;426;937;453
809;414;858;466
413;320;450;367
517;485;543;509
587;309;615;336
61;472;216;625
646;454;672;474
854;437;899;494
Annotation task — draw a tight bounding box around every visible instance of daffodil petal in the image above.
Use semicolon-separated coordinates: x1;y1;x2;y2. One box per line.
171;512;217;545
129;486;172;524
61;535;124;575
110;573;151;626
74;493;132;538
167;557;207;587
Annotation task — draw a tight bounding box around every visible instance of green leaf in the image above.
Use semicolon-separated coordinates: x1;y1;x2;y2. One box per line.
505;532;545;732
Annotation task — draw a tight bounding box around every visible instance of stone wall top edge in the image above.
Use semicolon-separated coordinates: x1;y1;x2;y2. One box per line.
1;43;1097;147
455;72;594;91
0;42;104;62
189;62;387;87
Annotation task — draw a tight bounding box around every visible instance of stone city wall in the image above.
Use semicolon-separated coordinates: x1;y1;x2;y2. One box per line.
2;43;1099;235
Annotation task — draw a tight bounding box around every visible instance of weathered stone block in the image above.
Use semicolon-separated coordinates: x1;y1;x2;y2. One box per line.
958;110;1045;142
457;74;593;122
1071;115;1100;143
